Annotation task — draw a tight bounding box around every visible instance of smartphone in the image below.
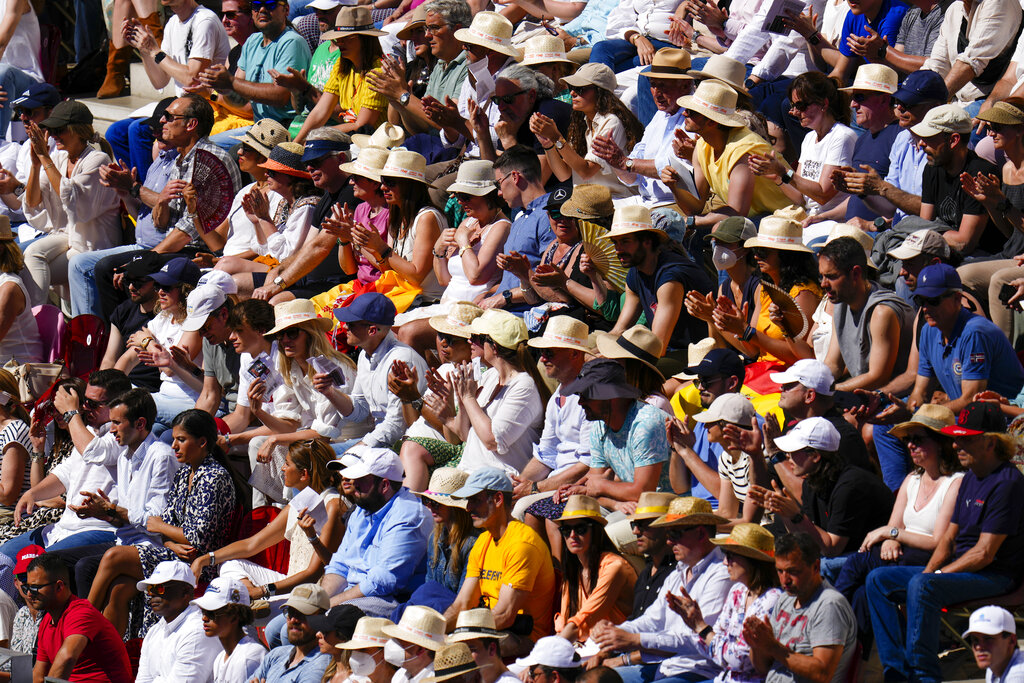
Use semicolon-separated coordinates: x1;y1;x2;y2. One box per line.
832;390;893;412
999;284;1024;312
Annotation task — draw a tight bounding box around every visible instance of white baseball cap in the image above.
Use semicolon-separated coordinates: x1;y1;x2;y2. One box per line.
198;269;238;295
307;0;341;8
330;447;404;481
963;606;1016;639
192;577;251;610
770;359;835;396
136;560;197;592
181;284;228;332
693;393;757;425
773;417;841;452
514;636;582;671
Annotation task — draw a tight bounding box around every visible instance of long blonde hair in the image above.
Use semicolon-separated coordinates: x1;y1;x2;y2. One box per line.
277;320;355;386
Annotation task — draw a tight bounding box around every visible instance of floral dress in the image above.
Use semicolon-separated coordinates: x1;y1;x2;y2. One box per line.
701;584;783;683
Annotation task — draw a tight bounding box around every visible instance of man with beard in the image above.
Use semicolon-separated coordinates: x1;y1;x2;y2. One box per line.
250;583;332;681
623;492;676;616
135;560;220;682
322;449;432;615
100;255;163;392
607;205;713;362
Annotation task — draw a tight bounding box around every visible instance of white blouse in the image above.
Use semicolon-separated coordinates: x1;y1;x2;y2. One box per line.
271;360;352;441
457;369;544;475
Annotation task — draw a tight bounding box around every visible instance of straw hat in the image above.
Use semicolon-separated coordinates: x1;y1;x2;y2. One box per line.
671;338;717;381
423;643;488;683
448;608;509;643
339;617;394;650
469;309;528;349
232;118;289;158
0;215;13;242
267;299;334;336
562;62;618;94
429;302;484;339
596;325;664;377
554;494;607;526
649;496;728;528
453;12;522;60
711;523;775;563
352;122;406;152
520;35;575;67
396;4;428;40
677;79;745;128
826;223;875;264
561;184;614;220
259;141;312;178
606;205;667;242
381;605;448;651
688;55;749;95
380;148;434;187
322;6;386;40
448;160;497;196
639;48;693;80
890;404;956;439
977;101;1024;126
743;210;811;253
625;491;678;522
528;315;592;353
340;146;390;182
414;467;469;509
840;63;898;94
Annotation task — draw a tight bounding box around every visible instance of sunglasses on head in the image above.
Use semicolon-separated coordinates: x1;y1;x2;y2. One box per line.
489;89;528;106
559;522;592;538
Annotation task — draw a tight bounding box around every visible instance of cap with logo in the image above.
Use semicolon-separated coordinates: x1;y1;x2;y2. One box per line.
962;605;1016;639
192;576;251;610
149;257;201;288
330;447;404;480
773;417;841;452
136;560;197;592
886;229;950;261
912;263;961;299
940;401;1009;436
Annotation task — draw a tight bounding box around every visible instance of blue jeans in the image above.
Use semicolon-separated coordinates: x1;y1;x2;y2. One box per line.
0;66;39;138
152;391;200;438
873;423;912;491
105;117;157;183
589;38;676;74
0;527;116;562
866;565;1016;682
265;612;288;648
820;553;852;584
209;125;251;152
69;243;142;318
615;664;710;683
74;0;105;61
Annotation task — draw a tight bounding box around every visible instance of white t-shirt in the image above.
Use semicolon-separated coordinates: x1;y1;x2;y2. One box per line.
798;122;857;215
213;636;266;683
457;369;543;475
222;183;285;257
148;311;203;402
161;6;231;95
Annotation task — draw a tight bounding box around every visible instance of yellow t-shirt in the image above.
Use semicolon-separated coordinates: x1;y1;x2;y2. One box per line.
755;280;823;362
695;126;791;216
465;520;556;642
323;58;387;119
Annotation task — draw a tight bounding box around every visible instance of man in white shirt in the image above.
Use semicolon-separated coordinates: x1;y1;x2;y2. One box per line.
965;606;1024;683
136;560;220;683
588;496;732;683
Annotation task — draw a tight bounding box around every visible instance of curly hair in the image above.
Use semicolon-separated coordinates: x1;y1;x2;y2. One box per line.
567;87;644;158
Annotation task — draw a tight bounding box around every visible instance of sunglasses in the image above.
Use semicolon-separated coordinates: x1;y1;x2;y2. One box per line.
789;100;814;112
222;10;241;18
454;192;474;203
851;92;879;103
913;293;952;307
903;433;932;446
251;0;281;11
667;526;694;541
696;375;723;389
202;608;228;620
156;283;180;292
629;519;652;532
23;581;56;595
381;176;398;187
437;332;459;345
559;522;591;538
490;89;528;105
470;333;489;345
278;327;304;340
538;348;557;359
160;112;192;122
82;397;108;411
305;153;337;169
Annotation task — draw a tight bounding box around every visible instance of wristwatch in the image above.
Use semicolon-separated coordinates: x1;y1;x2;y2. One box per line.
273;275;287;289
889;527;900;539
154;50;167;64
624;158;635;172
554;139;565;150
876;44;887;59
62;409;80;424
409;398;424;411
781;168;796;184
128;182;141;199
399;91;411;106
790;512;805;524
502;289;513;306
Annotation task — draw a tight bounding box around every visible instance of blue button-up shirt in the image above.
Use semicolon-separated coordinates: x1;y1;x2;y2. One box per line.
325;487;433;598
136;149;178;249
629;108;685;205
250;645;330;683
498;193;555;311
885;128;927;223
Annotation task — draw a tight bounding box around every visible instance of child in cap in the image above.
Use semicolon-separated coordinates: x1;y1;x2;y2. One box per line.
193;577;267;683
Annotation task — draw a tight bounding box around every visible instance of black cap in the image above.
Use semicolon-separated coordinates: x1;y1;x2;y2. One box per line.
563;358;641;400
143;97;178;132
940;401;1008;437
39;100;93;129
683;348;745;379
545;187;570;215
306;605;365;638
120;251;166;281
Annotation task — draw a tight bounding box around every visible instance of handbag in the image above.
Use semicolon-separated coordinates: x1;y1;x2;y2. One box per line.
3;361;65;403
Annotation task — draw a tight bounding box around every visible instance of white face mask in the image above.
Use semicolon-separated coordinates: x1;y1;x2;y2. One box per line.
349;650;377;678
384;639;409;667
712;243;739;270
468;58;495;97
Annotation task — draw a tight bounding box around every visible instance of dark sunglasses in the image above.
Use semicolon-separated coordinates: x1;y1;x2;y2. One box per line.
222;10;241;18
160;112;192;122
903;433;932;447
666;526;693;541
146;584;172;596
570;85;594;95
251;0;281;11
559;522;591;538
454;192;474;203
470;333;489;345
127;277;153;289
305;153;337;169
202;608;228;620
914;293;953;307
789;100;814;112
381;176;398;187
696;375;723;389
156;282;180;292
538;348;557;359
278;327;304;340
23;581;56;595
490;89;528;105
82;397;108;411
851;92;880;103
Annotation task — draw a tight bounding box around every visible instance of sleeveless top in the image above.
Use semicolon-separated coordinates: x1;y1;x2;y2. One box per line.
394;207;447;301
0;273;42;364
903;471;963;536
0;419;31;499
833;282;914;378
443;217;508;302
285;487;341;575
0;0;41;81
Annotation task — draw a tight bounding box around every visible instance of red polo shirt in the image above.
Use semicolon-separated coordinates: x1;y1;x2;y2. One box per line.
36;596;132;683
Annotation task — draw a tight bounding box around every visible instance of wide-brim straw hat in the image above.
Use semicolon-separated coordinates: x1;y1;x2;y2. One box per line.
453;11;522;60
639;48;693;80
322;5;386;39
554;494;607;526
429;302;484;338
339;617;394;650
596;325;664;378
259;141;312;178
447;608;509;643
650;496;729;527
840;63;898;94
232;118;289;158
711;522;775;563
340;146;390;182
688;55;749;96
396;5;428;41
605;204;667;242
977;101;1024;126
352;122;406;151
744;209;811;253
520;35;576;67
267;298;334;336
423;643;489;683
678;79;745;128
414;467;469;509
626;492;678;522
380;148;434;187
381;606;448;651
672;338;717;381
561;183;614;220
528;315;591;353
562;62;618;94
448;160;498;196
890;404;957;439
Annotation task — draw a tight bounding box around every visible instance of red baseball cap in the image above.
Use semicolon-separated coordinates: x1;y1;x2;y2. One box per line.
14;545;44;574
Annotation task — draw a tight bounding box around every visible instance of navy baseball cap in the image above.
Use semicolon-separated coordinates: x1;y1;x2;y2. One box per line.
894;71;948;108
545;187;570;215
912;263;961;299
11;83;59;111
302;137;350;163
940;401;1008;436
334;292;396;326
562;358;641;400
149;257;201;288
683;347;745;379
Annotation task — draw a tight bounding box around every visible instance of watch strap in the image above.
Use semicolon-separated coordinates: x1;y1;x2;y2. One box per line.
154;51;167;64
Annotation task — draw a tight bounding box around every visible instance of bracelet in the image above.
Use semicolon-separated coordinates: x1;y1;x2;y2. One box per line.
29;450;45;462
531;481;539;494
541;143;554;150
807;32;821;45
459;244;472;256
339;240;351;246
432;249;446;258
377;245;393;264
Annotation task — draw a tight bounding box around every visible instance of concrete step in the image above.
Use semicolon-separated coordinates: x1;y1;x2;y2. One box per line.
129;61;175;101
80;62;173;134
